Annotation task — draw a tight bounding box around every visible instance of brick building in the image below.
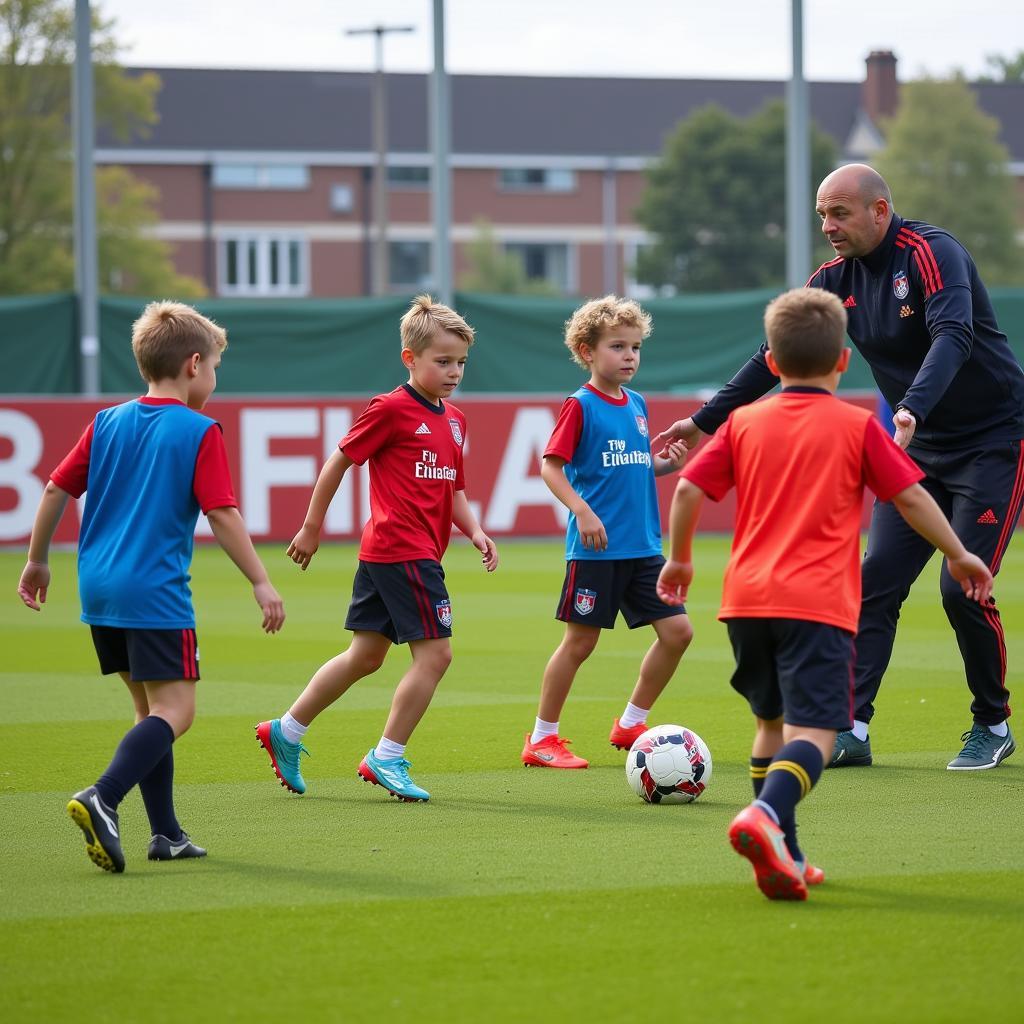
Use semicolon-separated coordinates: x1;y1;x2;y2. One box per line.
97;51;1024;299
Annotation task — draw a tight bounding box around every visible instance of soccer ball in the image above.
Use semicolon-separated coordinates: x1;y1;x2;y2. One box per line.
625;724;712;804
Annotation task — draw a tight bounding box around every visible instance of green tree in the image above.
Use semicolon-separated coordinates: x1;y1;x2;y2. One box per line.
633;100;837;293
458;220;558;295
978;51;1024;83
0;0;203;296
875;77;1022;285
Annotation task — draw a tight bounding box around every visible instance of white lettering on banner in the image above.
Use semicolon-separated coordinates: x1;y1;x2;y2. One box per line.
241;409;319;535
323;409;353;534
485;407;566;531
0;410;45;540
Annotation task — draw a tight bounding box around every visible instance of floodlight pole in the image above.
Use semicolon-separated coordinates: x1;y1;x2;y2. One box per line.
347;24;415;297
73;0;100;394
430;0;452;305
786;0;811;287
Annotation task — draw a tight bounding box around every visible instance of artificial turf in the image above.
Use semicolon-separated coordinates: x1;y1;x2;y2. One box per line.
1;539;1022;1022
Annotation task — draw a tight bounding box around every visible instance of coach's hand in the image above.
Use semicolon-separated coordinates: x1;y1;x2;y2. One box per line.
651;417;705;458
656;559;693;605
893;408;917;449
287;524;320;570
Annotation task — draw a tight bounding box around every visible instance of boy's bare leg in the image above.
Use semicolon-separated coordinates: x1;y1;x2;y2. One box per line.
121;672;149;723
752;715;784;758
142;679;196;738
537;622;600;723
380;637;452;745
625;614;693;711
288;630;392;726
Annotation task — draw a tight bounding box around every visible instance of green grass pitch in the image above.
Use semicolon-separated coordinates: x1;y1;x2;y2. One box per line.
1;539;1022;1023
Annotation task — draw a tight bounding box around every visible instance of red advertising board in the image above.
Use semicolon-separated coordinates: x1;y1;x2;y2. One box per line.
0;395;878;546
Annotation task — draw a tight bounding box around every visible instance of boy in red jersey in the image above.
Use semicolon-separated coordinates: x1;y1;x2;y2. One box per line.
656;288;993;901
18;301;285;873
256;295;498;802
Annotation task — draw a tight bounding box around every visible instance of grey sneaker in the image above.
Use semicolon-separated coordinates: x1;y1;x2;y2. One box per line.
148;830;207;861
827;730;873;768
947;724;1015;771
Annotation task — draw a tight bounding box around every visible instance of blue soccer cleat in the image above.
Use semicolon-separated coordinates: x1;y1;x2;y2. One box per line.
255;719;309;794
357;749;430;802
67;785;125;873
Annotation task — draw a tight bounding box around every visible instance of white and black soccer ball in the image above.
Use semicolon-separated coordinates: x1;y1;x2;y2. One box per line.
625;724;712;804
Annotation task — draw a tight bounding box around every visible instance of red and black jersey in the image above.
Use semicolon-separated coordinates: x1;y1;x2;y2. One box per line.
692;214;1024;452
340;384;467;563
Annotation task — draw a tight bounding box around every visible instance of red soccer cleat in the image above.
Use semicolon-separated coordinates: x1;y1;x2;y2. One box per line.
803;861;825;886
521;733;589;769
609;718;649;751
728;804;808;901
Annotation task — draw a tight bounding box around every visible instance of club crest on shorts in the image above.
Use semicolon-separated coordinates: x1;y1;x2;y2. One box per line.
893;270;910;300
448;419;463;445
635;416;648;437
436;598;453;628
574;587;597;616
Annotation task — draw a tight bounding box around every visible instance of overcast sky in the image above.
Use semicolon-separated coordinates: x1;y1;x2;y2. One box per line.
97;0;1023;83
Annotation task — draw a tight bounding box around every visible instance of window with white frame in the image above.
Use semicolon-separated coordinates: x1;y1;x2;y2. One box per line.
212;163;310;189
389;241;432;291
504;242;572;293
498;168;576;192
219;234;308;296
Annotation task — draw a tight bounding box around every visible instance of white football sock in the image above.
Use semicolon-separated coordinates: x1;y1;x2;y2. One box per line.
988;722;1009;738
619;702;648;729
851;720;870;742
376;737;406;760
530;718;559;744
280;712;308;744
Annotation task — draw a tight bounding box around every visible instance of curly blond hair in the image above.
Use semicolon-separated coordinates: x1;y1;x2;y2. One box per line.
564;295;652;369
400;294;475;354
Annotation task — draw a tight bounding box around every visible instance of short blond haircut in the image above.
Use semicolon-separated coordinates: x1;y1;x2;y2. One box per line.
564;295;652;369
132;301;227;382
764;288;847;378
400;294;475;354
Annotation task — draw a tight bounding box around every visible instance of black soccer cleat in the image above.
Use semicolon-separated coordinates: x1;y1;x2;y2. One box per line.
67;785;125;873
148;830;208;861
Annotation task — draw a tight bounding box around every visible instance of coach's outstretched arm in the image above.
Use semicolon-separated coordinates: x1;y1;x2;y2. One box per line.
891;483;994;604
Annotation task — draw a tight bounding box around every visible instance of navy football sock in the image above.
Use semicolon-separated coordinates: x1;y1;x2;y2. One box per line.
750;754;801;860
139;748;181;840
95;715;175;809
757;740;824;829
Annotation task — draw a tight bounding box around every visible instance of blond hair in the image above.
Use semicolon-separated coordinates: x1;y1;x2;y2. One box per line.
400;294;475;353
132;301;227;382
764;288;847;378
564;295;652;369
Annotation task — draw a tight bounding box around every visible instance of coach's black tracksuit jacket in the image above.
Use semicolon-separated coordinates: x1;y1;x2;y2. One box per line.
690;213;1024;726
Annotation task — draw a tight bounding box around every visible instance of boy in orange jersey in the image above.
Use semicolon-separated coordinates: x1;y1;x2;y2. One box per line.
656;288;993;901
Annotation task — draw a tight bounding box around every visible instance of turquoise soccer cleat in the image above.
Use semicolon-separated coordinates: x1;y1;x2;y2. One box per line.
255;719;309;794
358;749;430;802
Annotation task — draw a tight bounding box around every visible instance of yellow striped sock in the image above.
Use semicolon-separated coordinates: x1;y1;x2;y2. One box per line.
766;759;812;797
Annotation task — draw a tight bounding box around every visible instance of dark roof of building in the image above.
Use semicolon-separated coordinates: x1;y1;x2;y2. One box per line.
102;67;1024;161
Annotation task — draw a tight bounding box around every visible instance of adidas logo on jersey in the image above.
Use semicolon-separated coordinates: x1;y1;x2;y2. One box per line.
843;295;857;308
415;423;431;435
977;508;999;525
